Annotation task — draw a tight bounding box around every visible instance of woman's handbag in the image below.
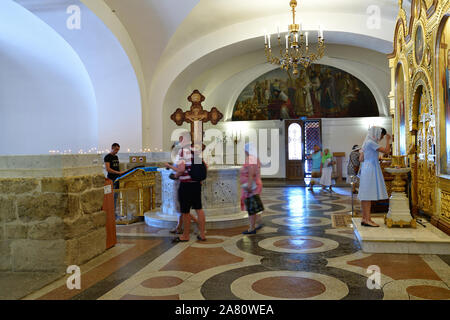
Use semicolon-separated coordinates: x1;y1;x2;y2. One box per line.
244;194;264;215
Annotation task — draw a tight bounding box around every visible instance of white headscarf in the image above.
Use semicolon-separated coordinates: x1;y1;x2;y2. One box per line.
362;126;382;152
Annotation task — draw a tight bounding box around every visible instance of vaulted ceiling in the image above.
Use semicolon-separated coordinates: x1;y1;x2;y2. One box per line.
15;0;411;149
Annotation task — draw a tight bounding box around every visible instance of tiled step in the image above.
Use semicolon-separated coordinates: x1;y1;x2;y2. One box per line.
352;217;450;254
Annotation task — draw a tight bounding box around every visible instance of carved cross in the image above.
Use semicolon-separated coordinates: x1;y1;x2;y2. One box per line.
170;90;223;148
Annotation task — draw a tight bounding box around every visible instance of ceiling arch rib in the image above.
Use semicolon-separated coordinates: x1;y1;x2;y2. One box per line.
160;41;391;150
181;44;390;120
148;9;395;149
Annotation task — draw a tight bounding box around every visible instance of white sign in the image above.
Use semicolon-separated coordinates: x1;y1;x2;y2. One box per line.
104;184;112;194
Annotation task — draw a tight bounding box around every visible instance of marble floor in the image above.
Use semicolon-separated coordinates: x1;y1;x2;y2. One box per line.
22;187;450;300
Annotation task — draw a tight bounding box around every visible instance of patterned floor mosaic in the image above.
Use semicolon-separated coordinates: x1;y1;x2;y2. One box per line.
23;187;450;300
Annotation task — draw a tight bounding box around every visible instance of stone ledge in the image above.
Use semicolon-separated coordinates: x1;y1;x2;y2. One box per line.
0;155;103;178
352;217;450;254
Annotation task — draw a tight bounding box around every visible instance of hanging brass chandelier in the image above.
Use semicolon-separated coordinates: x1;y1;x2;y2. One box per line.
264;0;325;76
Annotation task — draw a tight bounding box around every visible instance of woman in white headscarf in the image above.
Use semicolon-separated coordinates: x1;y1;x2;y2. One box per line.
358;126;391;227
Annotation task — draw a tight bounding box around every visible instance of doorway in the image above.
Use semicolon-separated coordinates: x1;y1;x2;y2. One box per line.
285;120;304;180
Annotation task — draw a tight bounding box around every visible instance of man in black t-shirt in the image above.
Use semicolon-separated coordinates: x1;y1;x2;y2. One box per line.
104;143;124;217
104;143;124;182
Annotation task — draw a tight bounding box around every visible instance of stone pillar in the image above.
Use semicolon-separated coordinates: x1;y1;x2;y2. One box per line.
0;155;106;274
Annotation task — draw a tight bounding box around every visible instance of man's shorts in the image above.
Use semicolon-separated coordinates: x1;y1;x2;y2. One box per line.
178;182;202;213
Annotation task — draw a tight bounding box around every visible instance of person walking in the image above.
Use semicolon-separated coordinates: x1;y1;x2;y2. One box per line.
165;132;206;241
240;143;264;234
347;145;361;194
320;148;334;191
358;127;391;227
308;144;322;191
167;142;198;234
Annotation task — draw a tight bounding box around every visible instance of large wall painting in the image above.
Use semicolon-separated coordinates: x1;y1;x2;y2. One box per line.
231;64;379;121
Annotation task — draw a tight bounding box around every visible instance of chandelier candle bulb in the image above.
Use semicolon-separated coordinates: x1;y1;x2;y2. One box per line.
277;26;280;38
305;32;309;47
268;34;271;48
285;35;288;49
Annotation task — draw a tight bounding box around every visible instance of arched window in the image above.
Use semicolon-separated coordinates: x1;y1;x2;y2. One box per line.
288;123;302;160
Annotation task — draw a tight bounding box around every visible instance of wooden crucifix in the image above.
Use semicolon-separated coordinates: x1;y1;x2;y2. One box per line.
170;90;223;149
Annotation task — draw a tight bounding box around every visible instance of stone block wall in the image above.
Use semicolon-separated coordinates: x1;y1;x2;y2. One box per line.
0;174;106;273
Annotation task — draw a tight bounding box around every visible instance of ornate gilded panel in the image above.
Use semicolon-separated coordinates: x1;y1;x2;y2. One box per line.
441;191;450;223
390;0;449;219
416;91;437;214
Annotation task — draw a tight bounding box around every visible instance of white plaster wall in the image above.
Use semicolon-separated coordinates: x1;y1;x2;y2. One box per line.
0;0;98;155
19;0;142;152
162;44;391;154
202;117;392;179
149;9;395;150
321;117;393;177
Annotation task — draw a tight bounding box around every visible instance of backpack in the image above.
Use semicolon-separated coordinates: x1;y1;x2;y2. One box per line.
188;153;207;182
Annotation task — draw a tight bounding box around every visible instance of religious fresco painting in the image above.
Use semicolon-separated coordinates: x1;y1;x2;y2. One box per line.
439;18;450;173
396;64;407;155
231;64;379;121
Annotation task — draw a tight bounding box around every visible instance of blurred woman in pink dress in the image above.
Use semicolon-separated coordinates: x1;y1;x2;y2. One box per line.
240;143;264;234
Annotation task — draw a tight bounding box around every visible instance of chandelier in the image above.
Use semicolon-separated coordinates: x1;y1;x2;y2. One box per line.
264;0;325;76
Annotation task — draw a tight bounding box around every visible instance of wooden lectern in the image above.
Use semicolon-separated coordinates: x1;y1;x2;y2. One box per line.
103;178;117;249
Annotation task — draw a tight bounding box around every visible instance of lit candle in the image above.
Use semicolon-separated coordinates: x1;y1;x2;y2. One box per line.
295;33;298;43
285;35;289;49
264;33;267;44
277;26;280;38
305;32;309;47
268;34;271;48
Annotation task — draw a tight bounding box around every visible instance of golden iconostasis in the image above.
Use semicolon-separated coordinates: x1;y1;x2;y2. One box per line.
388;0;450;234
